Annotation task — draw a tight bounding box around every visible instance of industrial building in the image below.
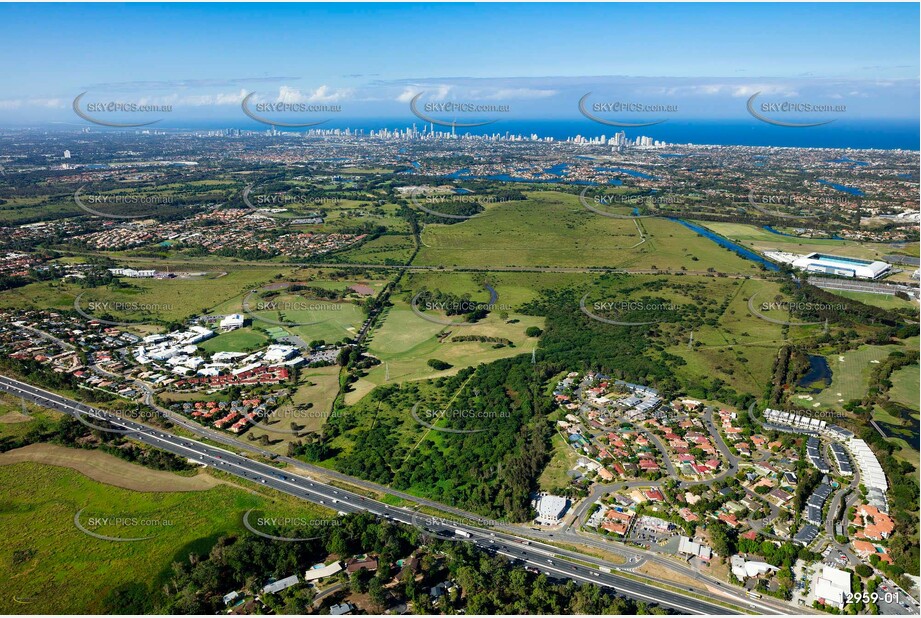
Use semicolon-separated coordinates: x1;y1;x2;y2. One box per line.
790;253;891;279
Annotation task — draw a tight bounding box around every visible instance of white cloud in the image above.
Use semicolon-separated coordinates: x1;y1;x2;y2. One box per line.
276;85;352;103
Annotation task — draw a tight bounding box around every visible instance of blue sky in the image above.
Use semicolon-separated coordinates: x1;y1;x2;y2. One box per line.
0;3;917;126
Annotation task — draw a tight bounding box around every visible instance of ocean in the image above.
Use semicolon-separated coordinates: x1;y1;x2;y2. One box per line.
163;118;919;151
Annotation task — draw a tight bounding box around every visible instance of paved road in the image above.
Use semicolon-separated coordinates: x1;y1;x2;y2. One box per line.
55;250;769;279
807;276;919;297
0;373;748;616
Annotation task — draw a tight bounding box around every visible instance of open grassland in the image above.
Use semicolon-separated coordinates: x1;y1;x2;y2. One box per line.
207;275;386;344
402;271;589;308
414;191;761;273
346;299;543;403
694;221;897;262
317;202;410;234
0;460;334;614
656;278;814;397
216;292;366;345
871;406;920;468
0;400;64;446
285;303;367;344
330;233;416;264
0;180;233;225
833;290;920;313
0;444;221;492
538;432;582;493
250;365;341;454
888;364;920;410
0;268;292;324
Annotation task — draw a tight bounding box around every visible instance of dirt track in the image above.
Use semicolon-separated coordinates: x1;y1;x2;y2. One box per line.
0;443;222;492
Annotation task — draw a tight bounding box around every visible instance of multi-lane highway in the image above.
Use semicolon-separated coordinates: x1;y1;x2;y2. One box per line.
0;373;758;615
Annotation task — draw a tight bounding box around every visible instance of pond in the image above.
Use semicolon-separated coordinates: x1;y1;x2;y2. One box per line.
797;355;833;393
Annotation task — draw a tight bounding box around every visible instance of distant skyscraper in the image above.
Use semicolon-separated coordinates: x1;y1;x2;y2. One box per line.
63;149;71;159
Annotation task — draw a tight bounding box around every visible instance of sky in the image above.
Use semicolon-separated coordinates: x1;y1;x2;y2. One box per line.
0;3;918;127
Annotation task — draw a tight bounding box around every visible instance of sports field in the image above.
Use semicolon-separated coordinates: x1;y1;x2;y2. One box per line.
197;326;269;353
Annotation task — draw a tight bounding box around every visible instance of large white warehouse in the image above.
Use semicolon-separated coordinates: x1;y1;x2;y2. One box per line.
791;253;890;279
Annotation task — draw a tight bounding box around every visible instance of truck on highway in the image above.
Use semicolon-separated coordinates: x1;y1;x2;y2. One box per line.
599;566;611;574
455;529;471;538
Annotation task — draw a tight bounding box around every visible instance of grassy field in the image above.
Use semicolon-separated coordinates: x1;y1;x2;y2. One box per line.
871;406;920;468
197;326;269;353
402;271;588;308
250;365;342;454
209;286;371;345
413;191;761;273
538;432;582;493
0;459;334;614
0;180;233;225
693;221;897;262
661;278;818;397
808;339;919;409
331;234;416;264
888;364;920;410
0;268;291;325
833;290;920;312
346;299;543;403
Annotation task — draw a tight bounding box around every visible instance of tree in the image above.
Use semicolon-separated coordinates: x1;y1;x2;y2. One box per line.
368;577;386;612
525;326;543;337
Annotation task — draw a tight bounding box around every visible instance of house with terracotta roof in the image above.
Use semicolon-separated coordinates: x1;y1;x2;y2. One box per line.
851;540;893;564
602;521;628;535
853;504;895;540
